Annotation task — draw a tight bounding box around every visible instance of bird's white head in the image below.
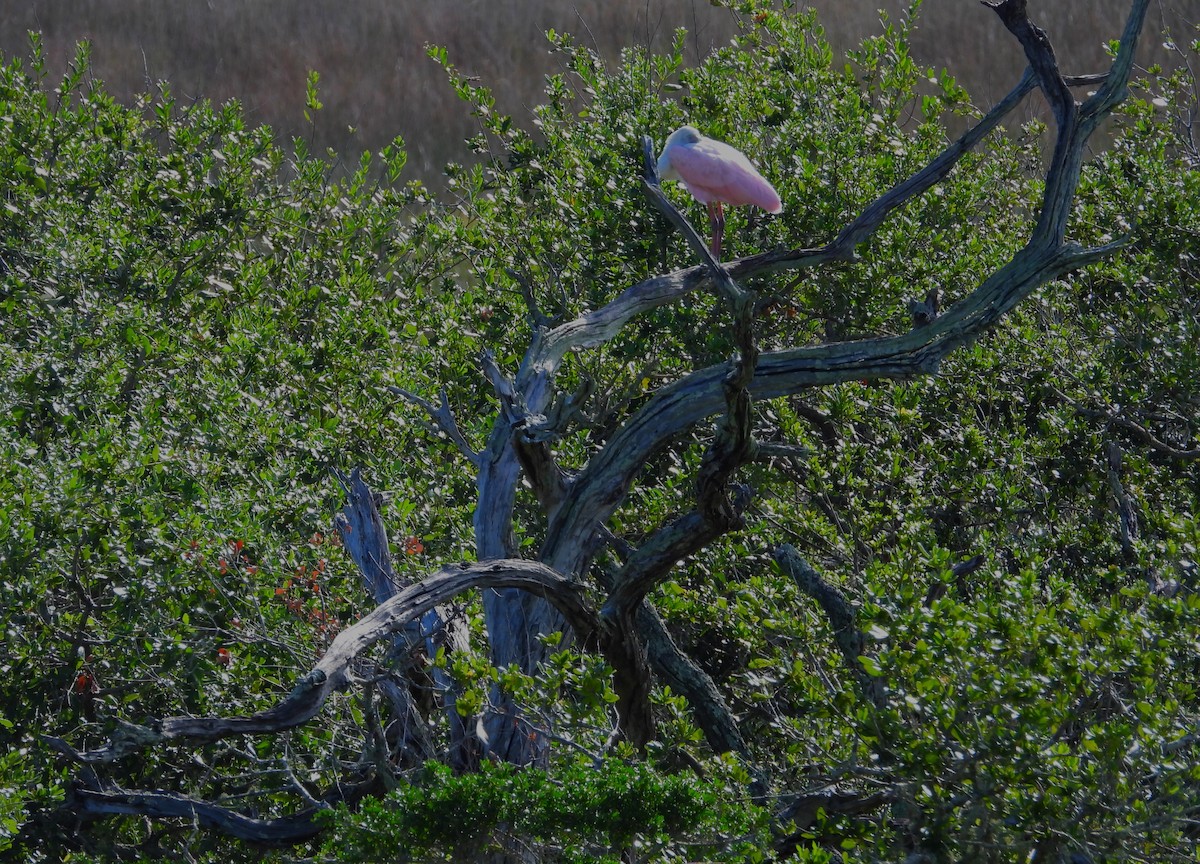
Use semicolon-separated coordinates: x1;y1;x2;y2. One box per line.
656;125;703;181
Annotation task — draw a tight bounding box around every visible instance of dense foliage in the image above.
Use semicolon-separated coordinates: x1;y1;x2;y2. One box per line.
317;759;770;863
0;2;1197;861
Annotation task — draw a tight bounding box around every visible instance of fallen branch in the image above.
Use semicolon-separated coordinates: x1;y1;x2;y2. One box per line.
67;777;379;846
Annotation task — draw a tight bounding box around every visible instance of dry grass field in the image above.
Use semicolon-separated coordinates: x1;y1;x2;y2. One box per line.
2;1;1192;180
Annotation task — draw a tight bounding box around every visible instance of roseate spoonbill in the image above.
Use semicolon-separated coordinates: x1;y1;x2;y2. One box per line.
656;125;782;259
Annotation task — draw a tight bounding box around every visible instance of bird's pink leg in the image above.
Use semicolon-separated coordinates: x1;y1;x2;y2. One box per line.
707;201;725;260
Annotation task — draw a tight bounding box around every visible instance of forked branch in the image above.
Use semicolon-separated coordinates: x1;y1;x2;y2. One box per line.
539;1;1149;582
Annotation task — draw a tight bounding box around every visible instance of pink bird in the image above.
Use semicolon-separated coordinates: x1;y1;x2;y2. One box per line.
656;125;782;260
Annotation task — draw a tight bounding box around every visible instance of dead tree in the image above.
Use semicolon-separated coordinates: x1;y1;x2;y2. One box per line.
48;0;1152;848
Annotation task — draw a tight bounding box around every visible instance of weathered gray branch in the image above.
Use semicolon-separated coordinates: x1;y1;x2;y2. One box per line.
334;467;405;609
538;243;1126;583
597;509;729;748
602;511;716;621
775;545;885;710
1072;400;1200;460
475;346;572;760
637;600;749;757
389;386;481;467
67;777;379;846
594;541;750;758
334;467;471;768
71;788;325;844
54;560;597;762
474;342;567;761
506;267;553;329
1079;1;1147;125
483;350;571;517
1105;440;1140;556
986;0;1081;246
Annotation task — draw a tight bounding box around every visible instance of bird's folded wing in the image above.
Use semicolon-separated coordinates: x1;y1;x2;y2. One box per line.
671;140;782;213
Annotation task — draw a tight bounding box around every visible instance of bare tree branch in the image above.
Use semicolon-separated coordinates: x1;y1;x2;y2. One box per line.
603;511;718;622
636;600;750;757
985;0;1082;245
591;540;750;758
334;467;472;769
594;610;655;749
1080;0;1152;125
984;1;1074;123
775;545;886;710
66;778;379;846
472;338;569;763
334;467;405;609
596;507;731;748
1069;400;1200;460
388;386;481;467
1106;440;1140;556
53;561;598;763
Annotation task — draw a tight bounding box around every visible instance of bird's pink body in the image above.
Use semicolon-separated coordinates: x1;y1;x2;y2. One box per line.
656;126;781;258
656;126;782;214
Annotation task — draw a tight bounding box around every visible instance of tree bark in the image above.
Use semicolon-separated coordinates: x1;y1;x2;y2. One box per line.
334;467;468;768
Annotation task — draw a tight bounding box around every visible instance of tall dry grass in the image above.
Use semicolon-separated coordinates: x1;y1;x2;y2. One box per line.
2;1;1191;180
